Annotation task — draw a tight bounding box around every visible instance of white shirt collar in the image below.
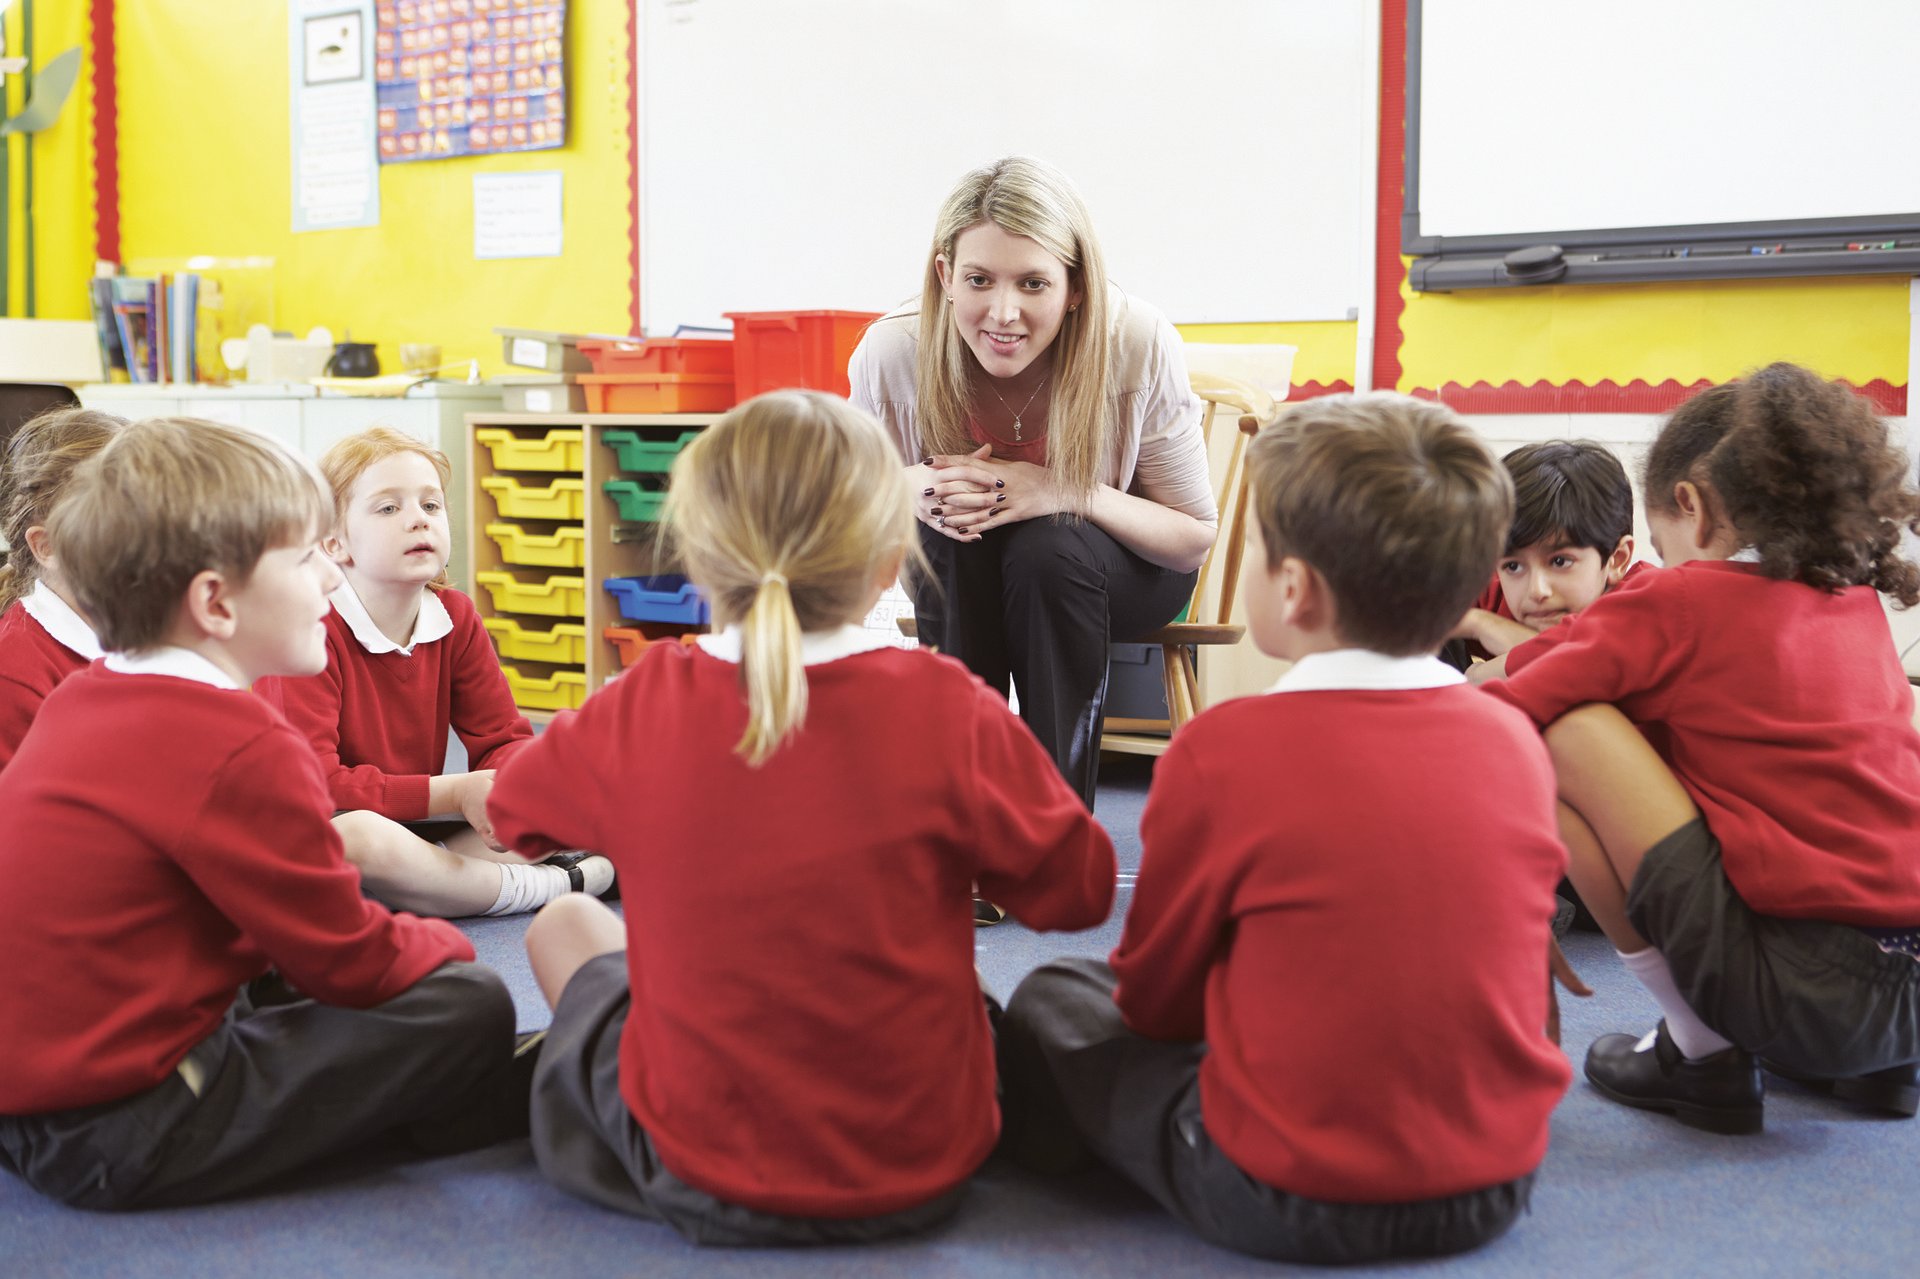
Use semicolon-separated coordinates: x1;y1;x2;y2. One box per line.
329;579;453;656
1268;648;1466;695
19;580;103;661
697;623;895;666
1729;546;1762;563
104;646;242;690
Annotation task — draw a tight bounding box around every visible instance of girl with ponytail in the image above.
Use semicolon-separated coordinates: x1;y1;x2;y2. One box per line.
1487;363;1920;1135
489;391;1115;1243
0;407;124;769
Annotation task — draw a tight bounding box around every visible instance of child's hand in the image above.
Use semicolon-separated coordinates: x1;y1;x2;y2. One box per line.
459;770;507;851
1546;935;1593;1046
1448;607;1490;644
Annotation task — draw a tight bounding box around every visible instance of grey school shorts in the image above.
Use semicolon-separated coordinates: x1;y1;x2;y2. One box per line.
1626;818;1920;1077
528;951;967;1247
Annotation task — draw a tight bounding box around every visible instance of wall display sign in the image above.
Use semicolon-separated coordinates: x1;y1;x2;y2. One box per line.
374;0;567;163
290;0;381;230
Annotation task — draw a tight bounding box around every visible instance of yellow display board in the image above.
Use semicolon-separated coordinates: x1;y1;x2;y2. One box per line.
2;1;95;320
113;2;633;377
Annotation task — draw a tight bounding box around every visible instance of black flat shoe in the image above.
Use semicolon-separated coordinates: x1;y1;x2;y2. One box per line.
973;897;1007;927
1585;1020;1764;1135
1764;1059;1919;1118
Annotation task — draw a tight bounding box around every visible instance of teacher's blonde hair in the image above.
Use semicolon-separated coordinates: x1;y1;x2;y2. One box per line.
916;156;1112;509
665;392;918;765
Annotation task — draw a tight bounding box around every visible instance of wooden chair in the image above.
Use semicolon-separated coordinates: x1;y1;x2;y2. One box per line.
1100;371;1280;756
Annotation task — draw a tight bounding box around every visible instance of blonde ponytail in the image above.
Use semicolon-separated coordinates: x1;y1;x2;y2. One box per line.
1;407;126;613
664;392;920;767
738;573;808;766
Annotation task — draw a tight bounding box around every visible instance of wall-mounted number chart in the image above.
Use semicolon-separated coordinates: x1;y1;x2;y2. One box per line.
374;0;567;163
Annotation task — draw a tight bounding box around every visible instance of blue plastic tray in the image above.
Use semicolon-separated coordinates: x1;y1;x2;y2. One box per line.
604;575;711;625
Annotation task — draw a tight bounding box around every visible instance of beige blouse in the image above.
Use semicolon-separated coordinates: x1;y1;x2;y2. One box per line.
847;289;1218;523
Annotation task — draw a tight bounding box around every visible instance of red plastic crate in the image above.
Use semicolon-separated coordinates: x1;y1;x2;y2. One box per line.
722;310;882;399
576;337;734;377
579;374;736;413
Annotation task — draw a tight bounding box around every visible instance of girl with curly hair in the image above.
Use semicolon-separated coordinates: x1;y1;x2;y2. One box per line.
1487;363;1920;1134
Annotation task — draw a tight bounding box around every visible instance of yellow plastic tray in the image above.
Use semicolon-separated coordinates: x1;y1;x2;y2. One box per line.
479;475;586;521
483;617;589;665
502;665;589;711
474;571;586;618
484;521;586;569
476;427;585;472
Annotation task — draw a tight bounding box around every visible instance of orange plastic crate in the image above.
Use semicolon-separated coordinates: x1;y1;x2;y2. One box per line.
604;626;698;669
576;337;734;377
580;373;735;414
722;310;882;399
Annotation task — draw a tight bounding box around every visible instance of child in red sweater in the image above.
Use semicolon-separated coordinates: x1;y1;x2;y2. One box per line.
0;406;123;768
488;392;1116;1245
999;394;1572;1264
0;417;516;1209
1489;364;1920;1133
264;427;612;917
1449;438;1648;681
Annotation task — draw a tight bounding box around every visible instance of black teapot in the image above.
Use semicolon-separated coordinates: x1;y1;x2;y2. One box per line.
324;341;381;378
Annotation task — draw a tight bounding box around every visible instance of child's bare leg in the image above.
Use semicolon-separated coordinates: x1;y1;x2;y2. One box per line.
525;895;627;1009
1544;704;1747;1084
1555;801;1645;952
1543;704;1699;920
334;812;506;917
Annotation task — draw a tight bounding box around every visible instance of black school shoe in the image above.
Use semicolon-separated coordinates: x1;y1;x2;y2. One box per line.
541;851;620;902
1763;1059;1920;1118
973;897;1006;927
1585;1020;1764;1135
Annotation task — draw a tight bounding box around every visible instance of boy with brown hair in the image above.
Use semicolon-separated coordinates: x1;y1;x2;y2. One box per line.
999;394;1572;1264
0;417;518;1209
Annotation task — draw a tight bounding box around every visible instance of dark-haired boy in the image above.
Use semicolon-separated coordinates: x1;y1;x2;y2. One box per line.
998;395;1572;1265
0;417;519;1209
1450;439;1648;682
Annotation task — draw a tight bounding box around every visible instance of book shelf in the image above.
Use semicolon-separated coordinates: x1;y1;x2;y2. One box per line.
467;412;722;722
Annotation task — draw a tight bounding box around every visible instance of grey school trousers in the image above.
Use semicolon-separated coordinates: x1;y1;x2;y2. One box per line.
0;962;514;1210
998;958;1536;1265
910;518;1195;809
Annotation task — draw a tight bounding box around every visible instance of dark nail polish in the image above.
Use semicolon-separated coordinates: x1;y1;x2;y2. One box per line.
995;479;1005;489
931;506;943;515
923;488;934;496
996;494;1006;503
920;456;933;466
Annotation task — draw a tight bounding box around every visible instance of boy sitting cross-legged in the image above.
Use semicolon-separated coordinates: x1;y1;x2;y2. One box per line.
0;417;519;1210
998;394;1573;1265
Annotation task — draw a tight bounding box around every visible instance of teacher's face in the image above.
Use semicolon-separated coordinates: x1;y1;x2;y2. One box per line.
936;223;1082;381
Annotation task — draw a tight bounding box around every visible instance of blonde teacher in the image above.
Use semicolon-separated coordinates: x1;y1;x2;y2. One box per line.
850;157;1217;809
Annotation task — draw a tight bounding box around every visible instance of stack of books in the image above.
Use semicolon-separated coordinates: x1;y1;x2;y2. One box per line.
87;273;201;384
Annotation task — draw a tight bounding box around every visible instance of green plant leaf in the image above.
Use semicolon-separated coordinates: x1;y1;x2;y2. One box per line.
1;47;82;137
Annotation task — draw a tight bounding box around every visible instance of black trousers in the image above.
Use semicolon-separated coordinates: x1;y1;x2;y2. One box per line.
998;958;1536;1265
910;517;1196;808
0;962;514;1210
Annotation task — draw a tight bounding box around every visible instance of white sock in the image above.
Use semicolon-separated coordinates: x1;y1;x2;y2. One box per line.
1618;946;1736;1059
483;862;572;917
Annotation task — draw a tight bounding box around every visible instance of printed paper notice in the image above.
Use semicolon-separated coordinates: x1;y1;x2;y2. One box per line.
289;1;380;231
474;172;565;259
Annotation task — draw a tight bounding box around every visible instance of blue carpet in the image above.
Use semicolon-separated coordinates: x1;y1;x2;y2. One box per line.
10;755;1920;1276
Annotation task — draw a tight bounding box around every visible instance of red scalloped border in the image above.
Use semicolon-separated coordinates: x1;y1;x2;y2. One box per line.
624;3;640;334
1370;0;1408;394
1288;380;1355;402
1417;378;1907;417
90;0;118;263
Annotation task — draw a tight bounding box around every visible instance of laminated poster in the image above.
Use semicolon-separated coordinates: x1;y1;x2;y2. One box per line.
374;0;568;163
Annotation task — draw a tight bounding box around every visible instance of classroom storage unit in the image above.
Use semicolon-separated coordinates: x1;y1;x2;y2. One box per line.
468;412;722;720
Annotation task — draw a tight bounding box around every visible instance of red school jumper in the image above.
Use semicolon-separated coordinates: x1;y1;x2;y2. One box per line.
0;662;471;1115
487;640;1117;1219
0;602;89;770
1468;559;1654;664
263;587;531;820
1110;681;1572;1204
1491;559;1920;923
